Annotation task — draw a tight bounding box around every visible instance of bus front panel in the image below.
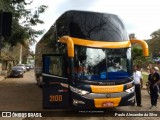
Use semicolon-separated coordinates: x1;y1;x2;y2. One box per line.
70;46;134;108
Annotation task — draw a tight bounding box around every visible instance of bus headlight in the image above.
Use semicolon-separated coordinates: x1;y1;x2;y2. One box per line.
70;86;89;95
125;86;135;93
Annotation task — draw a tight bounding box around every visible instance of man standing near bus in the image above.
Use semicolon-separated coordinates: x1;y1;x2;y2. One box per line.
148;67;160;109
133;65;143;107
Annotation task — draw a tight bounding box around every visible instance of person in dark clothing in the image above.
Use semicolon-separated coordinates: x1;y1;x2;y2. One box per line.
133;65;143;107
148;67;160;109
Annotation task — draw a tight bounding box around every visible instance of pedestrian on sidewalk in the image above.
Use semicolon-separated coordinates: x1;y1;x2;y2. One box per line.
148;67;160;109
154;66;159;74
147;63;152;73
133;65;143;107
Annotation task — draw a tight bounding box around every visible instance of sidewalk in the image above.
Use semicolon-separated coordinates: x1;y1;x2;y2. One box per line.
0;75;5;81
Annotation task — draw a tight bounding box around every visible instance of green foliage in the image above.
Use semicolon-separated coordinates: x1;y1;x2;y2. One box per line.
129;33;136;40
142;74;148;83
0;0;47;62
132;46;142;59
146;39;160;57
150;29;160;39
1;0;47;47
148;29;160;57
132;45;154;68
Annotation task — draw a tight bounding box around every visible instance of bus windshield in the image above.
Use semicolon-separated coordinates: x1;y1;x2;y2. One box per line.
74;46;131;81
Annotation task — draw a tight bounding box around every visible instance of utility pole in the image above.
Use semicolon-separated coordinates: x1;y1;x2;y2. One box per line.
0;36;3;60
0;11;3;74
0;11;3;61
19;44;22;64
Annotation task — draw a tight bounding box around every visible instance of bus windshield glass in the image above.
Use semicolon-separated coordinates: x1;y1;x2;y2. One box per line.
74;46;131;81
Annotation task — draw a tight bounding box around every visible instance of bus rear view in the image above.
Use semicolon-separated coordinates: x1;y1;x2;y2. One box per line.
35;10;148;109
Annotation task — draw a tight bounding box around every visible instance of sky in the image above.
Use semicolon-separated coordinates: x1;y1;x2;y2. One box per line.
30;0;160;51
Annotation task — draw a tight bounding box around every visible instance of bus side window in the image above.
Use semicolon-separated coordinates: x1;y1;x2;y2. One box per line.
43;55;65;77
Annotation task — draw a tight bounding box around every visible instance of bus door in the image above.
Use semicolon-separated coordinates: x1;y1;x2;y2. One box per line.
42;54;70;109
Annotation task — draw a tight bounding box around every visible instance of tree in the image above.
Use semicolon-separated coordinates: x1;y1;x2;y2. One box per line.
0;0;47;46
150;29;160;39
129;33;136;40
132;45;154;68
0;0;47;64
146;39;160;57
147;28;160;57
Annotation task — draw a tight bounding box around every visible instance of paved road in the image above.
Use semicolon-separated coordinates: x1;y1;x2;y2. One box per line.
0;70;159;120
0;70;42;111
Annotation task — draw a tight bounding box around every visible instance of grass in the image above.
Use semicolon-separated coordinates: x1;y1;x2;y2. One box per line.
142;74;148;83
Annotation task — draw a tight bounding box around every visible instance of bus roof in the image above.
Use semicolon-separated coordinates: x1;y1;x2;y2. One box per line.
56;10;129;42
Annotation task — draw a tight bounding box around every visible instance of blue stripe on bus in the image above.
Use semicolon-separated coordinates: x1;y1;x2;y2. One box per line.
74;72;129;81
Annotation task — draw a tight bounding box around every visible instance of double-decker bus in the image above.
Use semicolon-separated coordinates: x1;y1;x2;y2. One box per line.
35;10;148;109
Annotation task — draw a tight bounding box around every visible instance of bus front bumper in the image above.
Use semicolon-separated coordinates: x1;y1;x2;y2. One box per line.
71;91;135;109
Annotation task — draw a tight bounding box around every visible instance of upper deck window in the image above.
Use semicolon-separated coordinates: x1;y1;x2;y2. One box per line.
57;11;129;42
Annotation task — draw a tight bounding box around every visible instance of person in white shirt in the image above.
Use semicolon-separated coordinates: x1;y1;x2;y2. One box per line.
133;65;143;107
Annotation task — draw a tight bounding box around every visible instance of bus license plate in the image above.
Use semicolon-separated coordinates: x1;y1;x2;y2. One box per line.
102;102;114;107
